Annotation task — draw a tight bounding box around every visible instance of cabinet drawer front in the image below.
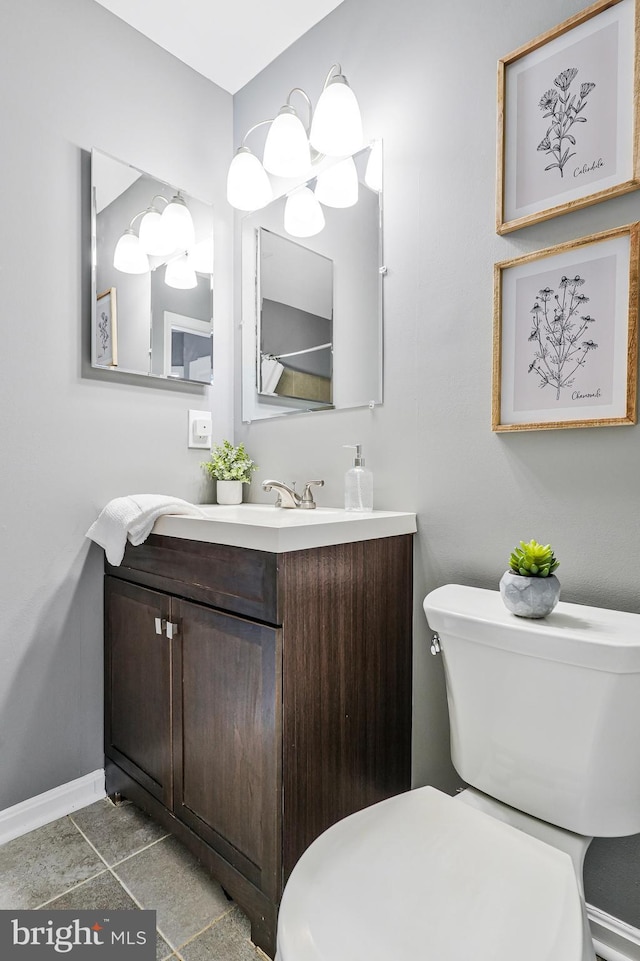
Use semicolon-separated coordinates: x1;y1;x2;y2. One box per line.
113;535;279;623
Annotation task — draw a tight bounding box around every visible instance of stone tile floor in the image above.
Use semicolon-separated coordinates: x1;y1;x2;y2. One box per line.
0;798;262;961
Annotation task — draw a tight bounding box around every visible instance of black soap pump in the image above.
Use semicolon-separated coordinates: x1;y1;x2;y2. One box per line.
343;444;373;512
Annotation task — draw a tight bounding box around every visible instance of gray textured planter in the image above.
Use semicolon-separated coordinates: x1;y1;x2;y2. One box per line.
499;570;561;618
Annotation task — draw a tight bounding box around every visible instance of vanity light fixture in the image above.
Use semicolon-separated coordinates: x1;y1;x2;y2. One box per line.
227;64;363;213
263;93;312;180
227;130;275;212
309;65;363;156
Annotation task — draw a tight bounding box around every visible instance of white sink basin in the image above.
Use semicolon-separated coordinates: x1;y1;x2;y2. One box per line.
152;503;416;553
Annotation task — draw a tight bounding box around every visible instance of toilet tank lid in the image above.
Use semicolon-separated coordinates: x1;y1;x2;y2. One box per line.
424;584;640;673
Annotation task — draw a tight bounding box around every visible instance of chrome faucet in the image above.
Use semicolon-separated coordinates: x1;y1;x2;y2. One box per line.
263;479;324;509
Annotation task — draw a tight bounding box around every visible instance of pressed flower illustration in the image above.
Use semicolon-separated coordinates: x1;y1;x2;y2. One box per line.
98;310;110;350
537;67;596;178
527;274;599;400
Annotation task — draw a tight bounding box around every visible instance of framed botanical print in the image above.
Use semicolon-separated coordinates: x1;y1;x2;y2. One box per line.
492;223;639;430
497;0;640;233
94;288;118;368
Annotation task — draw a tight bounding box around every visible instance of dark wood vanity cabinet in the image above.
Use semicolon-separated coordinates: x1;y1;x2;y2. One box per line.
104;532;412;957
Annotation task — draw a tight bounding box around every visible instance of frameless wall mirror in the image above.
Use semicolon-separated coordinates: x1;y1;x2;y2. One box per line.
91;149;214;384
241;141;383;421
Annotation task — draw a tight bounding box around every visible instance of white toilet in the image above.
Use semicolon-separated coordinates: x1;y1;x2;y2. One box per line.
275;584;640;961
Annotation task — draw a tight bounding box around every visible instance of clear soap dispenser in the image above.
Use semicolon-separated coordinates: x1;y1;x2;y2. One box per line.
343;444;373;512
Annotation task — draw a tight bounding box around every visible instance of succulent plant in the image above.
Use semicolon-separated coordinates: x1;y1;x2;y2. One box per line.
508;539;559;578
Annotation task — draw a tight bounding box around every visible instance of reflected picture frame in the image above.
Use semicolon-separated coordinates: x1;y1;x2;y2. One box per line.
492;223;639;431
497;0;640;234
94;287;118;368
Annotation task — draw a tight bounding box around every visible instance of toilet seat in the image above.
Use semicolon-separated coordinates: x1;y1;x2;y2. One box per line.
276;786;586;961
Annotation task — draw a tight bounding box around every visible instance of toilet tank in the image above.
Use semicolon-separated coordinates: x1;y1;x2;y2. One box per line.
424;584;640;838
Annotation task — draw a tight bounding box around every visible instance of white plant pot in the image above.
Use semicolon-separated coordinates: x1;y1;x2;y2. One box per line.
216;480;243;505
499;570;561;619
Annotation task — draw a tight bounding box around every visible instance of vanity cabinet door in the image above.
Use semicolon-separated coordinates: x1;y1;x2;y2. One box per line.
171;598;282;899
104;577;173;809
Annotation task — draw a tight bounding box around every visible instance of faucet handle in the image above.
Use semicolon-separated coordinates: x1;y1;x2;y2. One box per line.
301;479;325;510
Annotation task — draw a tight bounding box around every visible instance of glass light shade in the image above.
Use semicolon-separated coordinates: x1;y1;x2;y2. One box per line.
113;230;149;274
138;208;175;256
364;140;383;192
226;148;273;211
162;195;195;250
309;78;364;156
263;108;312;179
165;255;197;289
315;157;359;208
188;235;215;274
283;187;325;238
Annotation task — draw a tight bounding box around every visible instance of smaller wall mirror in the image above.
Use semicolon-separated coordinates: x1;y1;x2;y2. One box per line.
242;141;383;421
91;149;214;384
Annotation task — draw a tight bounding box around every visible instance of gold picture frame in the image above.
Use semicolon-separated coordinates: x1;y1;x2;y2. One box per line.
492;223;639;431
497;0;640;234
94;288;118;368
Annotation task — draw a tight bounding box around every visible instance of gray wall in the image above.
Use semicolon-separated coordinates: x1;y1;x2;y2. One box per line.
234;0;640;928
261;300;331;377
0;0;233;810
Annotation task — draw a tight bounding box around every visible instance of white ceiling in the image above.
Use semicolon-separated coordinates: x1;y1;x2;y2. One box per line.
93;0;345;94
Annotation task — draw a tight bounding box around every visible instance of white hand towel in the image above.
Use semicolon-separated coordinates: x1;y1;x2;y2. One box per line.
86;494;205;566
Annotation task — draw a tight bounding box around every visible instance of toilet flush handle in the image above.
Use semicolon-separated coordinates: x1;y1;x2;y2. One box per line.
430;633;441;656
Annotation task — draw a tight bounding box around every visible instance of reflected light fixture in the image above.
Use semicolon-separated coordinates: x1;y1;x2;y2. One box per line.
165;253;198;289
364;139;383;192
315;157;359;208
113;191;209;289
189;235;215;274
162;193;195;250
138;196;176;256
283;186;325;238
113;227;149;274
227;64;363;216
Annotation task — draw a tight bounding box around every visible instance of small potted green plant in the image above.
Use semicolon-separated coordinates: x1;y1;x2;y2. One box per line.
202;440;258;505
499;539;561;618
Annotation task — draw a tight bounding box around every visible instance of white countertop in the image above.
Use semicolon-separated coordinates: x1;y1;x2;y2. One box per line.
152;504;417;553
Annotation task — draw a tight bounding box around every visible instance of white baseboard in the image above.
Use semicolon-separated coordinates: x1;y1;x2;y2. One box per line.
0;770;106;846
588;903;640;961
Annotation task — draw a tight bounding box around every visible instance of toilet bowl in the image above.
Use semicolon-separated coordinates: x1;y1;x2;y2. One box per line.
276;585;640;961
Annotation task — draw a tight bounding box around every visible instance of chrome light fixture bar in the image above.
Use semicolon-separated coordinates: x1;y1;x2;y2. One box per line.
227;64;364;219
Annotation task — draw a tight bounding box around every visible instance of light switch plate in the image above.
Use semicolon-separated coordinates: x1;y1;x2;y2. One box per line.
188;409;212;449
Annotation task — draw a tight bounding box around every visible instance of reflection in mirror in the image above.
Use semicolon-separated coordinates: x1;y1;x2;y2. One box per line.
259;230;333;405
242;141;383;422
91;149;214;384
